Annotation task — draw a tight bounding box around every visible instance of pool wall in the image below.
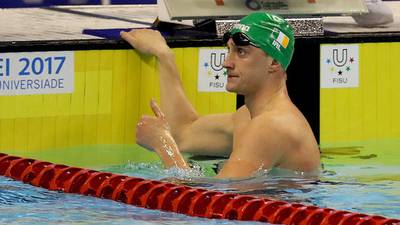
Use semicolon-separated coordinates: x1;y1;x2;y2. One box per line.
0;48;236;157
319;42;400;165
320;43;400;143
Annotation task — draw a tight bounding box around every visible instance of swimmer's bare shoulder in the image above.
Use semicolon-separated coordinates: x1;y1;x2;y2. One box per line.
262;104;320;173
232;104;320;173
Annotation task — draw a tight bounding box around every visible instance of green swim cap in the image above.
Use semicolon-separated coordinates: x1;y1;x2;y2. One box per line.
228;12;295;70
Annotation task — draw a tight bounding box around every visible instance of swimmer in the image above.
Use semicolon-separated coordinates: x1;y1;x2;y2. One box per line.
121;12;321;179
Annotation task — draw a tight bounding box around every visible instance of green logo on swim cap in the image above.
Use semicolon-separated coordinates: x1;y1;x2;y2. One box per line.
229;12;295;70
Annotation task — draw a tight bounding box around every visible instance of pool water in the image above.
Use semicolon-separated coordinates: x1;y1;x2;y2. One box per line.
0;144;399;224
105;162;400;218
0;162;271;225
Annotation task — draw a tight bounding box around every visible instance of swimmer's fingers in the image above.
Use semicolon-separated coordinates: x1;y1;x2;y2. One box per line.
150;99;165;120
120;30;136;46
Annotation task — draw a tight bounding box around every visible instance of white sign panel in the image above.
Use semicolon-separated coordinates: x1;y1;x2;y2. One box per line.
0;51;74;95
198;48;228;92
321;44;359;88
162;0;367;20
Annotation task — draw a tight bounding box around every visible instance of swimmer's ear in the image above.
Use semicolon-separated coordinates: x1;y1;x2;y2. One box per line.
268;59;281;73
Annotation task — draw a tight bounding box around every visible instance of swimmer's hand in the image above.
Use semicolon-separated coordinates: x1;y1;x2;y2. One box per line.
136;99;189;169
136;99;170;151
120;29;171;58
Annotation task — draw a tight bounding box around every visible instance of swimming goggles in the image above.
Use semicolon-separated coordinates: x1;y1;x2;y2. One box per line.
222;32;257;47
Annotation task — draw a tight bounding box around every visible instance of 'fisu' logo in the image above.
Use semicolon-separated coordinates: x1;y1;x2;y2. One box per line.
210;53;226;71
332;48;348;67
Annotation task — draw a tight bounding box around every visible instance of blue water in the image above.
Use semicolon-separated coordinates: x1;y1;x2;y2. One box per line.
0;177;266;225
0;161;399;224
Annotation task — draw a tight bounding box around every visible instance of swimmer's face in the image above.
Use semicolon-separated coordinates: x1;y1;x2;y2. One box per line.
223;36;274;95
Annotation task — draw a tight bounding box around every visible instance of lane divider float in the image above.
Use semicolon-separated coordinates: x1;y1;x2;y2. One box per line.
0;153;398;225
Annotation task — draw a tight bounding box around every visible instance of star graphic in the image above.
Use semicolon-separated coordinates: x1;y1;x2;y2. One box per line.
349;57;354;63
326;59;331;64
204;62;209;68
338;70;343;75
223;70;227;76
346;66;351;72
215;74;220;80
330;67;335;72
208;70;213;76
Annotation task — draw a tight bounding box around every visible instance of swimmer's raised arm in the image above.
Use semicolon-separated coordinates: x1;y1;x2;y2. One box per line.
121;29;234;157
121;29;197;133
